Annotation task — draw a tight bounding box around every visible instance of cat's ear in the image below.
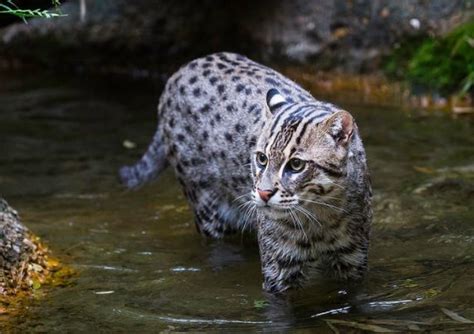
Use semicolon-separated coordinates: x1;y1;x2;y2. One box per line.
266;89;288;113
324;111;354;145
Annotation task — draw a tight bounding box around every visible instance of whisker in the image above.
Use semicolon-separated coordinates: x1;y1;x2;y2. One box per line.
288;208;308;242
325;179;345;190
236;198;255;211
233;192;251;204
319;194;344;202
286;209;299;233
293;208;309;241
239;202;257;241
294;205;322;229
299;198;347;213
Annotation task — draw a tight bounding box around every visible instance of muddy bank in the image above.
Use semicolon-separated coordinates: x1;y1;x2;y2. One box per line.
0;0;472;75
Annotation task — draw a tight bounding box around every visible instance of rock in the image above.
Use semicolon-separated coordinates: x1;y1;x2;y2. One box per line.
0;199;27;273
412;164;474;200
0;0;473;74
0;198;51;296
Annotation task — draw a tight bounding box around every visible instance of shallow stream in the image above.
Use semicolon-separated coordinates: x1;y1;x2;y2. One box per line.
1;71;473;332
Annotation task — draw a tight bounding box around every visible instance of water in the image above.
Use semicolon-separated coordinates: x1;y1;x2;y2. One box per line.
1;71;473;332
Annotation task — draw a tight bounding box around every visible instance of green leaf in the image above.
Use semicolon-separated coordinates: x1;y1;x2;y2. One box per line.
253;299;269;309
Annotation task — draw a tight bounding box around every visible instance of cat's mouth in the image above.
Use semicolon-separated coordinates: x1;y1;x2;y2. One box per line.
254;197;297;210
255;201;300;220
253;190;303;218
259;203;294;210
257;205;291;219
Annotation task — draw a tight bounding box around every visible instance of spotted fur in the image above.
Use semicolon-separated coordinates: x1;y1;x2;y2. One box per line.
120;52;372;293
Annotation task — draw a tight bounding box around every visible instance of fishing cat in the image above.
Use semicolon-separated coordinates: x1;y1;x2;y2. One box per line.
120;52;372;293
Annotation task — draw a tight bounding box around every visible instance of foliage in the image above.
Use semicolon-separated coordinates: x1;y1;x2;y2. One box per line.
385;21;474;96
0;0;64;22
384;36;427;79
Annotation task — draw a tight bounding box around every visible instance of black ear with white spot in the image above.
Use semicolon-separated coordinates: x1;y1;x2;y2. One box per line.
266;89;288;113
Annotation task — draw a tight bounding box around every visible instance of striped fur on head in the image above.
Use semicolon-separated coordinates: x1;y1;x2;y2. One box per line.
252;99;354;221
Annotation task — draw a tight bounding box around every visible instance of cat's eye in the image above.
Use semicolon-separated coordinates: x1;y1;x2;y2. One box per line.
256;152;268;168
287;158;305;172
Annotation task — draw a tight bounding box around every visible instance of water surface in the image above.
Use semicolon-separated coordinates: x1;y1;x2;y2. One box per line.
1;71;473;332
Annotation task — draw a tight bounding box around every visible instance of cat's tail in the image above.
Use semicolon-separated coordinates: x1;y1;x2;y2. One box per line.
119;128;168;189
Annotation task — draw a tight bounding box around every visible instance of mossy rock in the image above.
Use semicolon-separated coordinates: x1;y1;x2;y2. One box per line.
0;198;74;310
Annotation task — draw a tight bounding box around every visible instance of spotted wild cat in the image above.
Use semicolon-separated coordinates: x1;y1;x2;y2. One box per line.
120;52;372;293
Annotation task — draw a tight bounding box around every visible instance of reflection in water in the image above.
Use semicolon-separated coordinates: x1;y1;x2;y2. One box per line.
206;241;246;271
0;72;473;332
74;264;139;273
312;305;352;317
261;294;298;332
113;307;273;325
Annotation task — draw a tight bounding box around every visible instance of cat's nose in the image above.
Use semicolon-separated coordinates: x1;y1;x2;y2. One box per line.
257;189;276;203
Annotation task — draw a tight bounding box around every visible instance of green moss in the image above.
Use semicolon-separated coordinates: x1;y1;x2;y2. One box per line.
385;21;474;96
384;36;428;79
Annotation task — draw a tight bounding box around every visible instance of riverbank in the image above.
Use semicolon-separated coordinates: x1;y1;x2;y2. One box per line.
281;68;474;114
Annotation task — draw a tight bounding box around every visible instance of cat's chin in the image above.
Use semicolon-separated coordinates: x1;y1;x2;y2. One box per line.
257;205;291;220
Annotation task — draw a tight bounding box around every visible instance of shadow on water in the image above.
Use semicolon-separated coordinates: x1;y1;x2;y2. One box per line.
0;71;473;332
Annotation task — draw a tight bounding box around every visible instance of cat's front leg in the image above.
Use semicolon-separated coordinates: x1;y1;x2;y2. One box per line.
257;219;308;293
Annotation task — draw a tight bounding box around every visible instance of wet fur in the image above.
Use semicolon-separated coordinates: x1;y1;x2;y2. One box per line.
120;52;372;293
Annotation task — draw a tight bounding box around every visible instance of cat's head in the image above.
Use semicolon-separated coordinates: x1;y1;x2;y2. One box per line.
251;89;355;220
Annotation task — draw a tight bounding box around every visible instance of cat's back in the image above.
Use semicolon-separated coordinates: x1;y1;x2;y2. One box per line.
158;52;316;132
156;52;314;180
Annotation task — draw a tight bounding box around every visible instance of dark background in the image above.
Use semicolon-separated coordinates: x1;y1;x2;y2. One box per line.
1;0;472;75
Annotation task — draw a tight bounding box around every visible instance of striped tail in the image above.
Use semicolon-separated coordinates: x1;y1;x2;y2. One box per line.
119;129;167;189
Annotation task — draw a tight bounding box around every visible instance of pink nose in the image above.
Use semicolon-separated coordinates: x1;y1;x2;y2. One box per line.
257;189;275;203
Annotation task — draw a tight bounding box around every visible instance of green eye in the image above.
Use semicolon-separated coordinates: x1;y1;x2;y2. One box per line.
288;158;305;172
256;152;268;167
